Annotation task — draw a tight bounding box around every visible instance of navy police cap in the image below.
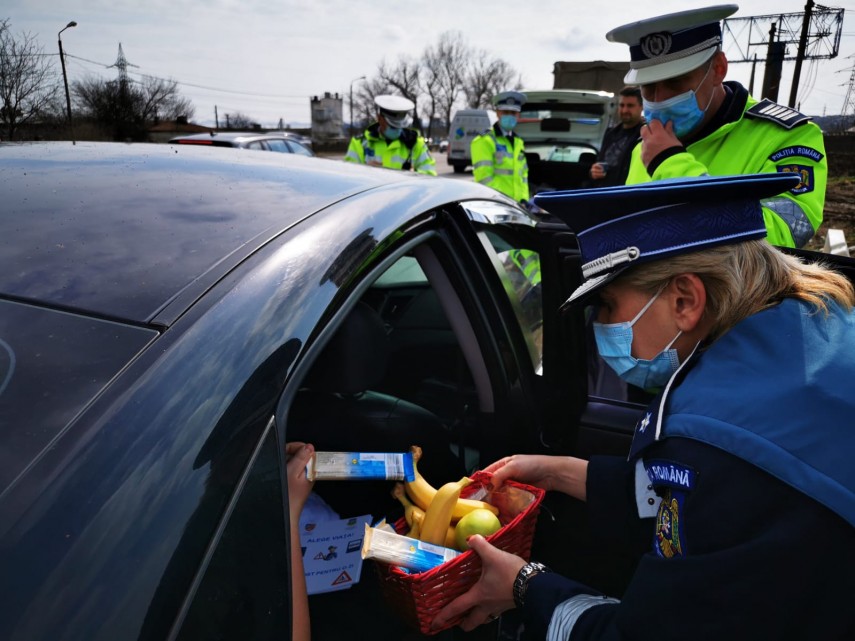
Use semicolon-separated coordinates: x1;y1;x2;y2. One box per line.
607;4;739;84
532;173;802;307
493;91;527;113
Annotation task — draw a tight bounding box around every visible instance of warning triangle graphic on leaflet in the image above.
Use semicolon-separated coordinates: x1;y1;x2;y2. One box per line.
332;571;352;586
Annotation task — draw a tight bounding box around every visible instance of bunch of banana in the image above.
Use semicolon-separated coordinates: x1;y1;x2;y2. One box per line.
395;446;500;550
405;446;499;520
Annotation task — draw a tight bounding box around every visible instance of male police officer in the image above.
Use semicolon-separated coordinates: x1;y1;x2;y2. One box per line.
471;91;530;203
345;95;437;176
608;4;826;248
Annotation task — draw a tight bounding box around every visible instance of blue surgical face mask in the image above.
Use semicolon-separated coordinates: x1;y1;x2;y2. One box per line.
384;127;402;140
642;64;713;138
500;115;517;131
593;286;682;389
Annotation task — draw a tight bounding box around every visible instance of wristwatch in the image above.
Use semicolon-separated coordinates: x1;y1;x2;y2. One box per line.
513;561;550;609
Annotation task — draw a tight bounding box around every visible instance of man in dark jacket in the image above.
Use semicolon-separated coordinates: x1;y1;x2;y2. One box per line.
589;86;644;187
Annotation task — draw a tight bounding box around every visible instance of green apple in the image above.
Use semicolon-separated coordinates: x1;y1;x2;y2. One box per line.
454;508;502;551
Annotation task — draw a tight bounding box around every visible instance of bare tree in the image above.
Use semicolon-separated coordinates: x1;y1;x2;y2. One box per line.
351;31;523;140
224;112;255;129
464;49;523;110
73;73;196;140
0;19;62;140
137;75;195;123
432;31;472;135
423;31;470;136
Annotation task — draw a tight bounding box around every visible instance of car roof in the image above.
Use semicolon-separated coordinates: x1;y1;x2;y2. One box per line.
0;142;480;327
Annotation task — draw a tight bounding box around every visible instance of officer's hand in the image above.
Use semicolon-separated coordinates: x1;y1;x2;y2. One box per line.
484;454;588;500
640;119;681;169
483;454;557;491
430;535;524;632
590;162;606;180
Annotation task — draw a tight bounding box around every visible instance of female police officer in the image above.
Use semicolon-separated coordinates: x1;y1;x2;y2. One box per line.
431;173;855;639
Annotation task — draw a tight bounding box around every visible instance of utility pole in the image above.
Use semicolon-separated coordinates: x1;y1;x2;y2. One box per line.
57;21;77;136
748;54;757;95
788;0;814;108
761;23;785;102
215;105;219;130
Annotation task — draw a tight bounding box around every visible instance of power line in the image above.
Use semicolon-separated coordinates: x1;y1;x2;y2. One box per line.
64;52;308;101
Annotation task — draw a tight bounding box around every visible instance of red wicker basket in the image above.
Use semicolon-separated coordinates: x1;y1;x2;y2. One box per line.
374;470;545;635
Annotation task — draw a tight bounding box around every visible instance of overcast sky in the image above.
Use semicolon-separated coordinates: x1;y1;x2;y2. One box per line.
6;0;855;127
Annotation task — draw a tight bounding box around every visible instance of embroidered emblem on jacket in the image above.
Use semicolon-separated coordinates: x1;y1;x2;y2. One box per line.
655;489;684;558
777;164;814;194
769;146;823;163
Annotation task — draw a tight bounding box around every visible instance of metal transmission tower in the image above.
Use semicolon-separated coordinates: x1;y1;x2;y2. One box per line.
108;43;139;97
842;57;855;125
722;1;845;108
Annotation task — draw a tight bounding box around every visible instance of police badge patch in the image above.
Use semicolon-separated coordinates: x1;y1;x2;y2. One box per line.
777;165;814;194
655;488;686;558
646;459;695;558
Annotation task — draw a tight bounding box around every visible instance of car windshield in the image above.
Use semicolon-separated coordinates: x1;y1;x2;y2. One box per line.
0;300;157;494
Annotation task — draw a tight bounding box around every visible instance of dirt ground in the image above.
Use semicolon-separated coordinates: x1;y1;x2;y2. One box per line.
806;177;855;252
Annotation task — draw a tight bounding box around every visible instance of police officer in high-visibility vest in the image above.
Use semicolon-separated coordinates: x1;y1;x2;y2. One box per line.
344;95;437;176
608;4;826;248
471;91;529;203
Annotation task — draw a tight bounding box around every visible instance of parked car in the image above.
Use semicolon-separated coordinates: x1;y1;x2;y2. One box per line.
2;143;852;641
170;130;315;155
516;89;615;194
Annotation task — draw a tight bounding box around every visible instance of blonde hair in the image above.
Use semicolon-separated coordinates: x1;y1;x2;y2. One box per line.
617;241;855;342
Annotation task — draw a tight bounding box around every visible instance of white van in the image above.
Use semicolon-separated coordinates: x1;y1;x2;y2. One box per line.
446;109;497;174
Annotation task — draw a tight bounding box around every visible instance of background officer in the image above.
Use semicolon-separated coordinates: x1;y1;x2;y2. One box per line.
344;95;436;175
608;4;826;248
471;91;530;204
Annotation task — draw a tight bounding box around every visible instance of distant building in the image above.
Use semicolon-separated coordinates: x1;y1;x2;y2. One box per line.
311;92;344;142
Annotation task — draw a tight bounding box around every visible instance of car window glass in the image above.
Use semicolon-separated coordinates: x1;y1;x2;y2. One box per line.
246;141;266;150
371;255;427;286
481;230;543;374
175;424;289;640
286;141;314;157
265;139;290;153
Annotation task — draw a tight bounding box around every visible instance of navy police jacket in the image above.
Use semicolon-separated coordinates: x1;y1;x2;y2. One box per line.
522;299;855;640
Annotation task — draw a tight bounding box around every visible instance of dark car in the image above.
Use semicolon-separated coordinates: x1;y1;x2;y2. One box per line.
169;130;315;155
1;143;852;641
